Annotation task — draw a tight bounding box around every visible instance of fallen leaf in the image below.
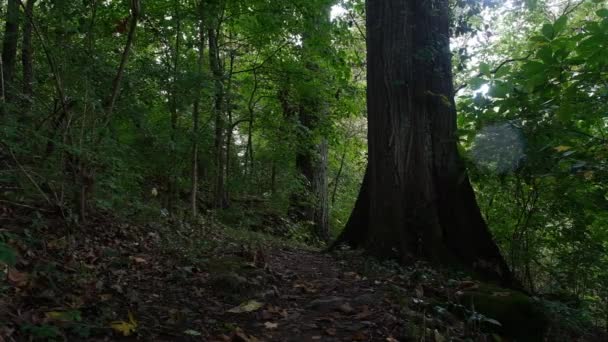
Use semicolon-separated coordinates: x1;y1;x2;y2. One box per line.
45;310;81;322
261;310;273;320
7;268;28;287
434;329;445;342
457;281;478;291
294;283;317;294
339;303;354;314
325;328;336;336
227;300;264;313
352;331;367;340
100;293;113;301
111;312;137;336
184;329;202;336
355;306;372;320
344;271;361;279
231;328;259;342
131;256;147;264
264;322;278;329
386;337;399;342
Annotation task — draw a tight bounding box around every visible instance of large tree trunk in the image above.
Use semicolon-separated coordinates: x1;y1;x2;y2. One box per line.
333;0;514;286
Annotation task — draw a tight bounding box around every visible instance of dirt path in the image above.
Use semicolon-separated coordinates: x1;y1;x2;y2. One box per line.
2;215;523;342
218;248;396;341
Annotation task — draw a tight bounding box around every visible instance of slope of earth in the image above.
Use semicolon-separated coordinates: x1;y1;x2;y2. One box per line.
0;206;603;341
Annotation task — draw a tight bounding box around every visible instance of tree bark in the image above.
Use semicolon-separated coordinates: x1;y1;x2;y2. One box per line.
191;0;205;218
332;0;515;286
224;47;235;199
104;0;139;119
21;0;35;117
244;70;258;177
331;147;347;205
312;138;329;240
290;2;332;242
167;0;181;212
1;0;19;106
209;25;228;209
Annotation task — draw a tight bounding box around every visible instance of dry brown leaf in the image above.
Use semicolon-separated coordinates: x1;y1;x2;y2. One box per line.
339;303;354;314
231;328;259;342
457;281;478;290
261;310;273;320
352;331;367;340
7;268;28;287
132;256;147;264
355;306;372;320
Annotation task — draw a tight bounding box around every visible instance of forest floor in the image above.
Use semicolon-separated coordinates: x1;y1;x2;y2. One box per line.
0;207;602;341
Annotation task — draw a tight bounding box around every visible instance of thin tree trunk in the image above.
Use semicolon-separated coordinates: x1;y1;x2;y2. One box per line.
79;0;139;221
290;2;332;241
244;70;258;177
191;1;205;218
313;138;329;241
332;0;514;286
331;147;347;205
1;0;19;107
224;48;235;197
21;0;35;118
270;162;276;195
104;0;139;119
209;25;227;209
168;0;181;212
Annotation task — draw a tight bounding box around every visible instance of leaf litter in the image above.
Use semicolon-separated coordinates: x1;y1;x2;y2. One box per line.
0;208;597;341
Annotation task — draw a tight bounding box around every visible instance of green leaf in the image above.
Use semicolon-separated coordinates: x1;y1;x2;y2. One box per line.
46;310;82;322
542;24;554;39
597;8;608;18
22;325;61;339
469;77;487;90
0;242;16;266
494;65;511;78
537;46;554;65
530;35;549;43
479;62;491;76
556;103;572;122
522;61;546;76
554;15;568;34
489;82;510;98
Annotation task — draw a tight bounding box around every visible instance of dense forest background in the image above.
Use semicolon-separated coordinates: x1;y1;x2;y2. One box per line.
1;0;608;338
